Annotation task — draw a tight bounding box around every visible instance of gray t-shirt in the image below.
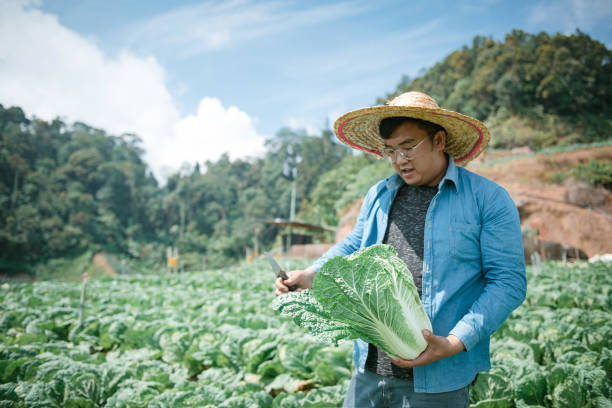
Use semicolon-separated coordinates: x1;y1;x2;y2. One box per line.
365;182;438;379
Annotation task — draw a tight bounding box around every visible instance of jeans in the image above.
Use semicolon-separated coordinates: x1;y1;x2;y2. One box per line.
343;370;469;408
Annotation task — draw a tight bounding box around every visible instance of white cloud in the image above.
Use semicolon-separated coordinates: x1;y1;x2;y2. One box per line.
167;97;264;167
527;0;612;34
286;117;322;136
125;0;369;57
0;1;178;168
0;0;264;182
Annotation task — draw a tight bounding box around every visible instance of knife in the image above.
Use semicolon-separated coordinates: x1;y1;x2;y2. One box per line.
265;252;298;291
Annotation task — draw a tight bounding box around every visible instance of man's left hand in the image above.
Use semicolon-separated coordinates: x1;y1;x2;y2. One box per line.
390;329;465;368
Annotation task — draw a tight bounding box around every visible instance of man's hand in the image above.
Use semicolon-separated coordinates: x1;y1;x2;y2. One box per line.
274;268;315;296
390;329;465;368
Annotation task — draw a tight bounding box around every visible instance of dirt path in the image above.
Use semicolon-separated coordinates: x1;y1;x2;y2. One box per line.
92;253;117;276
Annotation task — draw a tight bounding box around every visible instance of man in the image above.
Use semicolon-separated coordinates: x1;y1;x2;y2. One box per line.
275;91;526;407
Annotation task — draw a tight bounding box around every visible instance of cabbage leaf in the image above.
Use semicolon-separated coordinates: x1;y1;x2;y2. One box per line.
273;244;432;359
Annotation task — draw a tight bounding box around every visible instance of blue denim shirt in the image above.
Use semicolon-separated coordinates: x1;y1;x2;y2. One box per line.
309;157;526;393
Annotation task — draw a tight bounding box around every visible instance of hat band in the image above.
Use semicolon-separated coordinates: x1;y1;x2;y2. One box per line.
337;111;485;163
432;111;485;163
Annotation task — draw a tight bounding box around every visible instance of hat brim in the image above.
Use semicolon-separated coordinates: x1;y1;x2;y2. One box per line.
334;105;490;166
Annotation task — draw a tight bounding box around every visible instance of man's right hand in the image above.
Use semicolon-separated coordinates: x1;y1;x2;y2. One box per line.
274;268;315;296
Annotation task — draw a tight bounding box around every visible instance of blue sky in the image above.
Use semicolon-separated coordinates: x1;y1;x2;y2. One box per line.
1;0;611;179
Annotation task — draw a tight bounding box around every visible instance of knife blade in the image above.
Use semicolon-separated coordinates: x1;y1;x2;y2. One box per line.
265;252;298;291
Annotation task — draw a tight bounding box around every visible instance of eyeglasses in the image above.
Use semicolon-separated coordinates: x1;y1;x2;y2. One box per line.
380;138;426;163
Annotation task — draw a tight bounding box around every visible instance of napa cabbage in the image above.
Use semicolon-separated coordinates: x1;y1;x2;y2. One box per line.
273;244;432;359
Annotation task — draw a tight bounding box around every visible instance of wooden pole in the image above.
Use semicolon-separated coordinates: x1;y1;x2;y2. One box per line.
79;272;89;327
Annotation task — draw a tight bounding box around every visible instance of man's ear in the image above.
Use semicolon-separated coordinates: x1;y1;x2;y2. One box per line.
433;130;446;151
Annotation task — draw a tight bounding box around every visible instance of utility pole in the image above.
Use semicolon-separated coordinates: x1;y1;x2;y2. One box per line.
290;178;296;221
283;144;300;255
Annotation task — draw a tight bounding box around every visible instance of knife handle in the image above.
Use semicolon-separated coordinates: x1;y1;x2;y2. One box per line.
278;270;298;291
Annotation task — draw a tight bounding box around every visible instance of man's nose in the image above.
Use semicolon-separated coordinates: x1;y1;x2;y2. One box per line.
395;152;411;164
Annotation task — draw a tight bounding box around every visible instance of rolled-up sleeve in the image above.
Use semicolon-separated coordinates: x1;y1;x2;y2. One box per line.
449;186;526;351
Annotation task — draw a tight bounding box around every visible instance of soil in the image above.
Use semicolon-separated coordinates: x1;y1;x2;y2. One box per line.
470;146;612;257
92;253;117;276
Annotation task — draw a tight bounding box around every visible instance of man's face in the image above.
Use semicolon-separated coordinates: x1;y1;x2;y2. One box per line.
383;121;448;187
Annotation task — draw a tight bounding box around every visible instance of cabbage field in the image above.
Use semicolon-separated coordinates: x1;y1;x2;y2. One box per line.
1;259;611;407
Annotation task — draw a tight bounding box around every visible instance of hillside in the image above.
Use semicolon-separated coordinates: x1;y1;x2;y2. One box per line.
471;145;612;257
335;145;612;260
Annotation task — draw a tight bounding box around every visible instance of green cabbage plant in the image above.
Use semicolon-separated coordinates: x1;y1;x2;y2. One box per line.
273;244;432;360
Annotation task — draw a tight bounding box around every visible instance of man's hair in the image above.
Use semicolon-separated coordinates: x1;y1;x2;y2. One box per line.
379;117;446;140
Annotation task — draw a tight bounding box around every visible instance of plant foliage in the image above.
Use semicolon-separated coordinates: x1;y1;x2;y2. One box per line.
0;260;611;406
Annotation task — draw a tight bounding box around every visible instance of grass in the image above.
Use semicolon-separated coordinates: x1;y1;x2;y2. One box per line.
32;251;107;281
471;140;612;167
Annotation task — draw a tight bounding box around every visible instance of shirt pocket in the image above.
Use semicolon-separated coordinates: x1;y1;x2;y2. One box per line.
449;223;481;261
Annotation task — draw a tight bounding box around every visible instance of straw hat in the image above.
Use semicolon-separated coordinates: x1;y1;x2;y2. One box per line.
334;91;490;166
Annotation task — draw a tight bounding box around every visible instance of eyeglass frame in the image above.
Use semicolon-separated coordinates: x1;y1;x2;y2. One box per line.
380;137;427;163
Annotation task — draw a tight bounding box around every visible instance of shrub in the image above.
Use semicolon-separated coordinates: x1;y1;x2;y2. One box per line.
572;160;612;190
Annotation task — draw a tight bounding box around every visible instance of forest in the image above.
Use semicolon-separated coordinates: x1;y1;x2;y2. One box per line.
1;29;611;274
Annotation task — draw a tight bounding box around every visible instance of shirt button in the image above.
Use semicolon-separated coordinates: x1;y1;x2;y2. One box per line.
428;221;432;227
427;241;430;248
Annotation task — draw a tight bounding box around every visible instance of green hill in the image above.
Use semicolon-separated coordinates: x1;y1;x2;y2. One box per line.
380;29;612;150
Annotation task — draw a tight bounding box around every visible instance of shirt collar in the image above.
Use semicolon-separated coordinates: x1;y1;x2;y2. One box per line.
386;172;404;192
441;154;459;191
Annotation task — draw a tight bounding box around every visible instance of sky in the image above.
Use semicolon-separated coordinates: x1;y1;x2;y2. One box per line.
1;0;611;180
